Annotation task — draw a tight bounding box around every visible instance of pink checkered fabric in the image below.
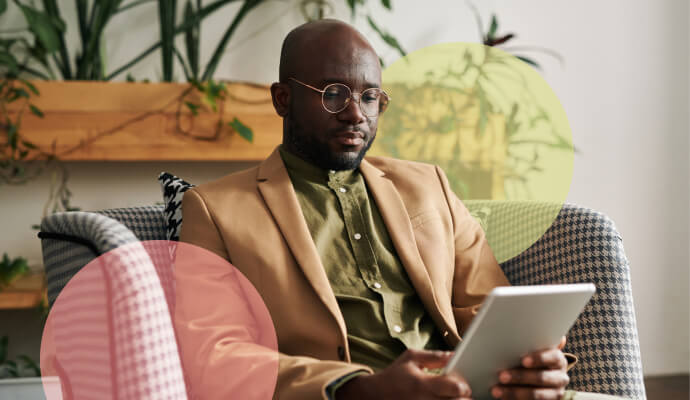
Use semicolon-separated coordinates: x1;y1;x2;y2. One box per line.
101;241;187;400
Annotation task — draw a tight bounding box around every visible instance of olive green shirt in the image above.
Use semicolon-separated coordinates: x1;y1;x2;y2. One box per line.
279;147;447;372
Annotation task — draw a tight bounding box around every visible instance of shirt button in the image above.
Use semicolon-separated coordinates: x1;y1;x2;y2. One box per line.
339;187;347;193
443;330;450;337
337;346;345;360
373;282;382;289
354;233;362;240
329;170;335;174
393;325;403;333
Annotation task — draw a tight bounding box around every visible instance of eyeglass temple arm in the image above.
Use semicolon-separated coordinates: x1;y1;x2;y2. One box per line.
288;77;325;93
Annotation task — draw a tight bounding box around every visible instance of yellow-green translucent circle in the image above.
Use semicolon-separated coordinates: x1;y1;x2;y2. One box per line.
371;42;574;263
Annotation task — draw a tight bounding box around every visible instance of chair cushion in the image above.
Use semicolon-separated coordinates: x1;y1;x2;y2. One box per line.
158;172;195;241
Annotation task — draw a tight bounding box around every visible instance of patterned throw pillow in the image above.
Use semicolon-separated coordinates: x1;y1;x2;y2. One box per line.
158;172;195;241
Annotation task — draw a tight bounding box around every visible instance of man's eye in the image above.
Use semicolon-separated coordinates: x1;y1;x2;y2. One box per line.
363;93;380;103
324;90;341;98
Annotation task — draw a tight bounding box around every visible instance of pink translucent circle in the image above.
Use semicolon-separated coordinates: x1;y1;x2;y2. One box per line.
40;240;278;399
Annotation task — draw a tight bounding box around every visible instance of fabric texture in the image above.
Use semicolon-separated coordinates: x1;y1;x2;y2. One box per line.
464;200;646;399
177;149;510;400
158;172;195;241
39;210;187;399
281;147;446;371
38;165;646;399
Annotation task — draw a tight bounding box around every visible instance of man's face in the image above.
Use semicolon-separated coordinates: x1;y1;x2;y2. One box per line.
283;36;382;170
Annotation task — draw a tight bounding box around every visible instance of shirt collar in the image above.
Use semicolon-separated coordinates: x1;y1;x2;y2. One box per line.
278;145;357;184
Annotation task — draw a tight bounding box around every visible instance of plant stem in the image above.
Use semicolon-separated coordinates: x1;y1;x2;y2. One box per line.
159;0;177;81
106;0;244;81
42;0;73;79
201;0;264;81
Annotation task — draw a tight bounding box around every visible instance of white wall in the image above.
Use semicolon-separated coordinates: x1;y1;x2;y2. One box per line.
1;0;688;376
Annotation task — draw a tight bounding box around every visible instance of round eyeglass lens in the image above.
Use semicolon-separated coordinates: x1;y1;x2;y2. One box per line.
321;83;388;116
322;84;351;113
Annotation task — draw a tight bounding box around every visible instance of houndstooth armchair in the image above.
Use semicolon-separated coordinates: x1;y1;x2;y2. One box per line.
38;201;647;399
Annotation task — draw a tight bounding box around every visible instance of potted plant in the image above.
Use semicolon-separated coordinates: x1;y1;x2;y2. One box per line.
0;253;29;291
0;0;406;168
0;335;55;400
371;11;572;200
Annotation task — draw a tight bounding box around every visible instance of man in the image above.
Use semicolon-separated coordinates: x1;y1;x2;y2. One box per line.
176;19;572;400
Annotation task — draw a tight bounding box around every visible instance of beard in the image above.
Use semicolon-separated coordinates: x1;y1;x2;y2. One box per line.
285;114;375;171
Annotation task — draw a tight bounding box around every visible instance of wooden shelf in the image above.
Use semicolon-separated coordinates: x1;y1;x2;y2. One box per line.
8;81;283;161
0;272;46;310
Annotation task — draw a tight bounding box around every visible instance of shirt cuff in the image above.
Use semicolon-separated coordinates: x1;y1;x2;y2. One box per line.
325;371;370;400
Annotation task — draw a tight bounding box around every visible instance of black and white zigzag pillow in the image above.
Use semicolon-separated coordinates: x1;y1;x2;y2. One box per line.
158;172;195;241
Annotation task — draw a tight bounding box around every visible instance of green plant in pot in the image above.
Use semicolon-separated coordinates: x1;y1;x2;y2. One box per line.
0;336;40;379
0;253;29;291
372;10;572;200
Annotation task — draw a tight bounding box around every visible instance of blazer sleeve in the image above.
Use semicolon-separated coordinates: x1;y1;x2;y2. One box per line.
177;188;371;400
434;166;511;336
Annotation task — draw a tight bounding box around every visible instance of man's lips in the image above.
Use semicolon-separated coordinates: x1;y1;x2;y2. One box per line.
333;131;365;146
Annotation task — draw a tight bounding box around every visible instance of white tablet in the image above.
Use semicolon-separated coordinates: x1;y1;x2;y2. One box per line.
443;283;595;399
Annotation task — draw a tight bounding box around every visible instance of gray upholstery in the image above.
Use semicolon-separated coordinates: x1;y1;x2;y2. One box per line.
39;202;646;399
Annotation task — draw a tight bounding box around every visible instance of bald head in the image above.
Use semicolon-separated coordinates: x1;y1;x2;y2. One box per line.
271;19;383;171
278;19;379;82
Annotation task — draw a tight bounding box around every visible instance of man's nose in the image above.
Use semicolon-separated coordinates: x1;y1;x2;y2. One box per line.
337;96;366;124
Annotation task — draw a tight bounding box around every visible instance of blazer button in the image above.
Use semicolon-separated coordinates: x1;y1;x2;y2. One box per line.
443;330;449;337
337;346;346;360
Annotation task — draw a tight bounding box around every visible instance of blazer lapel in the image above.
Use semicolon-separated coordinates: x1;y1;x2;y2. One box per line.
359;159;458;338
256;148;347;336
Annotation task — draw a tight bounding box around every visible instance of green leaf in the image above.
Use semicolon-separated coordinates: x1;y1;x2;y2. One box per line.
380;0;391;10
20;79;39;95
184;101;199;116
515;55;540;69
346;0;356;17
366;16;406;57
9;87;30;101
126;73;136;82
228;117;253;143
7;123;18;149
17;355;40;377
0;0;7;14
21;140;37;149
488;14;498;40
29;104;44;117
16;4;63;53
0;51;18;74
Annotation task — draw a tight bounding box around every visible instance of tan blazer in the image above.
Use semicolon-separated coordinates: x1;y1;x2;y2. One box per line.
176;148;509;400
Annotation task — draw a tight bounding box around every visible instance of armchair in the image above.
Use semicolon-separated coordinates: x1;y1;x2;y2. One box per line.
38;201;646;399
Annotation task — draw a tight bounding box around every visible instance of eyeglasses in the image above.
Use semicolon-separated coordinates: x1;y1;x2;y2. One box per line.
288;77;390;117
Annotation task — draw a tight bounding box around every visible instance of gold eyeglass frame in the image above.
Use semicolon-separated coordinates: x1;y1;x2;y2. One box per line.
288;77;390;116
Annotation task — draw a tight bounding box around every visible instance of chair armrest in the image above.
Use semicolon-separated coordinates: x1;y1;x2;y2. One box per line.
501;204;646;399
39;212;141;305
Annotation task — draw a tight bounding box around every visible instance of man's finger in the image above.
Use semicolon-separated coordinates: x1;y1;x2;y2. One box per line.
491;385;566;400
403;349;454;369
497;368;569;388
425;374;472;398
521;348;568;370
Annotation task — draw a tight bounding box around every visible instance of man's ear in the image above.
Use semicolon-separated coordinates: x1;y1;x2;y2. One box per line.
270;82;289;117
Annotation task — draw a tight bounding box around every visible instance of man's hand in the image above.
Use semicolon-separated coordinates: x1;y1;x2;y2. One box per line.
490;336;570;400
336;349;472;400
